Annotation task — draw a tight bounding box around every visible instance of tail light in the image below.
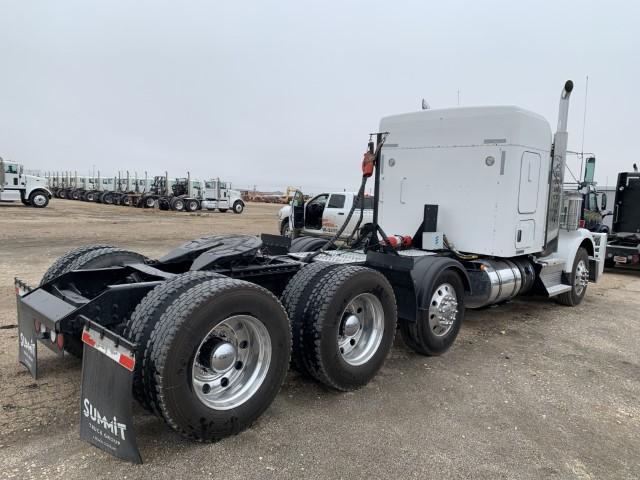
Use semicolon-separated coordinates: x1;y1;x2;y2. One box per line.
56;333;64;350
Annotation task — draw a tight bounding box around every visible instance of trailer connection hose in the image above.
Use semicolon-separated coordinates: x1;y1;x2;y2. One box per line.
304;175;368;262
304;133;395;262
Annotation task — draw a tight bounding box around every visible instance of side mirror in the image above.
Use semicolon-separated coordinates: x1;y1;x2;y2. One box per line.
583;156;596;184
600;193;607;210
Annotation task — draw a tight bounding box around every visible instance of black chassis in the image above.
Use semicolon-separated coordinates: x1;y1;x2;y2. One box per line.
16;233;468;376
16;235;303;364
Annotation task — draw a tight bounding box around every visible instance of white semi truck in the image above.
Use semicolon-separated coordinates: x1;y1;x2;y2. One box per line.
15;80;605;463
0;158;51;207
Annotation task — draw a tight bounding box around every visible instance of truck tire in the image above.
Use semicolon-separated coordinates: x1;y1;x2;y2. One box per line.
65;247;147;272
233;200;244;214
40;243;116;286
28;191;49;208
295;265;397;391
281;262;341;372
120;195;132;206
400;269;465;356
58;190;67;199
61;247;148;357
556;247;589;306
147;278;291;441
85;191;96;202
186;199;200;212
170;197;185;212
280;219;291;237
143;196;156;208
71;190;80;200
289;237;327;253
124;271;223;412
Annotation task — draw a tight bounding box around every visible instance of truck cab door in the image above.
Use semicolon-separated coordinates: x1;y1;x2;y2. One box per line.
291;190;305;229
0;162;21;201
217;181;230;209
323;193;347;235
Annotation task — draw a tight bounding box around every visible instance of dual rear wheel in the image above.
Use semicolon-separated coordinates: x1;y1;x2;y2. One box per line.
282;264;397;391
125;274;291;441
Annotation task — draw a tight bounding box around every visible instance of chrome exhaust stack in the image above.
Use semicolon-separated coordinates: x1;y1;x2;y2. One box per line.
543;80;574;256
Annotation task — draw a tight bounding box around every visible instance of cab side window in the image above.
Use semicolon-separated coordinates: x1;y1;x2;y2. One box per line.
6;165;18;174
327;194;345;209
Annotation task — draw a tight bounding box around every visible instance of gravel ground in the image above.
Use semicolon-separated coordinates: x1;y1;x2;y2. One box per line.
0;199;638;479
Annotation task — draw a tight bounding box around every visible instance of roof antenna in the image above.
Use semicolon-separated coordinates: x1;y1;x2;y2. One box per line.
634;163;638;173
421;99;430;110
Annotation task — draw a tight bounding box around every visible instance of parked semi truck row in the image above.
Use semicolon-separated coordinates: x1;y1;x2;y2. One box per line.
15;81;606;463
47;171;245;213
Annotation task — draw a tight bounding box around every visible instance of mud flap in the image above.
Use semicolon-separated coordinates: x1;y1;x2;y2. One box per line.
79;319;142;464
16;278;38;378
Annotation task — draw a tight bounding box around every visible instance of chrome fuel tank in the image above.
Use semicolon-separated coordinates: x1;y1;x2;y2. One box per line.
465;258;536;309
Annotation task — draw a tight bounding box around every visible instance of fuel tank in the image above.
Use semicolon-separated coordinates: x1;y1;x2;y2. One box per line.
465;258;536;309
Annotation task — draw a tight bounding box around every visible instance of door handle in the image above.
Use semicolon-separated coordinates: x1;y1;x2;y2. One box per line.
400;177;407;204
338;212;345;215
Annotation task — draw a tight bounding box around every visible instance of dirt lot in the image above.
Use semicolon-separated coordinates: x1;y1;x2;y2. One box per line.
0;199;638;479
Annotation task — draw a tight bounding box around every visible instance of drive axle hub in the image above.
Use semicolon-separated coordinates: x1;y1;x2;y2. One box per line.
342;314;361;337
210;342;237;373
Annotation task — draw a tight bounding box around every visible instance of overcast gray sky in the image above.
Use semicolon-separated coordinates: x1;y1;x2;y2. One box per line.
1;0;638;193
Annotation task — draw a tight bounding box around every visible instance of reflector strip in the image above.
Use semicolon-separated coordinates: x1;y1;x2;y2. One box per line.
81;329;135;372
81;330;96;347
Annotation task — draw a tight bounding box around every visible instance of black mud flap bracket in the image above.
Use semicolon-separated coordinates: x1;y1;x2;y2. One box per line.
16;278;37;378
79;318;142;464
16;277;75;379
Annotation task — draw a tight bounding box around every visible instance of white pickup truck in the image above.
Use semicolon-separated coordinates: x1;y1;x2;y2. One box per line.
277;191;374;239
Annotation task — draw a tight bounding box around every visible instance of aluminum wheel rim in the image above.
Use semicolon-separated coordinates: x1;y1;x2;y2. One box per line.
175;200;184;210
338;293;384;366
33;194;47;206
192;315;271;410
428;283;458;337
235;203;243;213
574;259;589;296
